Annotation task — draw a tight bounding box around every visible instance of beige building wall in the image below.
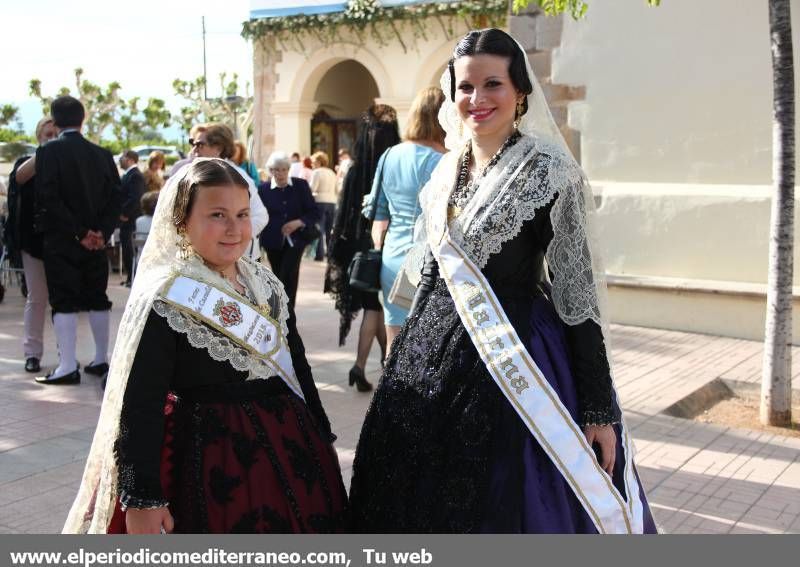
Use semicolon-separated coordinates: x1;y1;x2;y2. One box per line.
545;0;800;342
251;18;471;166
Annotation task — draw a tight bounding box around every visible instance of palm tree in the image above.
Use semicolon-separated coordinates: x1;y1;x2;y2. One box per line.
761;0;795;426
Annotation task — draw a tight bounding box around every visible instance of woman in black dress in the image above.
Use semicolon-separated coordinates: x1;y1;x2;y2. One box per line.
349;29;657;534
324;105;401;391
63;159;347;533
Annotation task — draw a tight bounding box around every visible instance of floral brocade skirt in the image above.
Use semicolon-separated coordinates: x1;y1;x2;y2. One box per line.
108;379;348;533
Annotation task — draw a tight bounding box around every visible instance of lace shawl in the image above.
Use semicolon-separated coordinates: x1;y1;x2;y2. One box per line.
421;133;603;328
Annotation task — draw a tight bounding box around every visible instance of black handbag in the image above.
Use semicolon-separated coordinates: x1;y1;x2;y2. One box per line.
347;150;389;292
297;222;321;243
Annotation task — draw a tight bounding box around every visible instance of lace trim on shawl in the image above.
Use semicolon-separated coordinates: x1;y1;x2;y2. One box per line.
447;135;600;326
152;300;278;381
239;257;291;337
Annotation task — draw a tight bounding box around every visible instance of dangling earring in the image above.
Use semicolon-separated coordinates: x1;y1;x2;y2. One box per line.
177;227;191;260
513;99;525;130
458;119;464;139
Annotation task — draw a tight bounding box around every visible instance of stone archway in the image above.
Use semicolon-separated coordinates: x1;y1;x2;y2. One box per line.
310;60;380;163
266;43;394;158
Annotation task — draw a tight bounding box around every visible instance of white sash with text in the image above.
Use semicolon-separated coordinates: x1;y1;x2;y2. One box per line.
161;275;303;400
433;235;644;534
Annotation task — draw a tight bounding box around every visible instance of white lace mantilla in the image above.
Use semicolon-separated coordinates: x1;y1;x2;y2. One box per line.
424;134;602;327
152;300;280;381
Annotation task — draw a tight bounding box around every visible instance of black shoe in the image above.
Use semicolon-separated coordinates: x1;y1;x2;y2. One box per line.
24;357;41;373
35;368;80;385
84;362;109;376
348;365;373;392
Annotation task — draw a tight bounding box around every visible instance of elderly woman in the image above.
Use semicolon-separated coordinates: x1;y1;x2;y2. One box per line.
189;123;268;260
257;151;319;309
309;151;338;262
143;151;165;193
5;117;59;373
63;158;346;534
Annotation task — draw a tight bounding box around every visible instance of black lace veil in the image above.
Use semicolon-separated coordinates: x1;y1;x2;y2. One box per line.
323;104;401;345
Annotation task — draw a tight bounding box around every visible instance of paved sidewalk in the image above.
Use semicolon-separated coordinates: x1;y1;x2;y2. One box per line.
0;260;798;533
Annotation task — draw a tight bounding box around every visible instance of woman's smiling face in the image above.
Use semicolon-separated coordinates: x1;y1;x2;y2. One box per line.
453;54;520;141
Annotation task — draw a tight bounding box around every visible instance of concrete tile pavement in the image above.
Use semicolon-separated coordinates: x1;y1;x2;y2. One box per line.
0;259;797;533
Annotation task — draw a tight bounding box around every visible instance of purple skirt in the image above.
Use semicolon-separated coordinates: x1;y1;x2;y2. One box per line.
349;280;657;533
480;297;657;533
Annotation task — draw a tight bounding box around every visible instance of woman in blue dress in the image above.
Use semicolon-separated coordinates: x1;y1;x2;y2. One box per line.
364;87;446;349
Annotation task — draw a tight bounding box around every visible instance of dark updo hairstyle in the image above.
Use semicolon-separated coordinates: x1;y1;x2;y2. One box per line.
172;159;249;229
448;28;533;117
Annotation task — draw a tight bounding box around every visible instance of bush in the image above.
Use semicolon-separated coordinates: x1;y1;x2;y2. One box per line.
164;154;180;166
0;141;31;162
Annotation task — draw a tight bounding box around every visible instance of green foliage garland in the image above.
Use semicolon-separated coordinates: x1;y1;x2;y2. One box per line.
241;0;508;53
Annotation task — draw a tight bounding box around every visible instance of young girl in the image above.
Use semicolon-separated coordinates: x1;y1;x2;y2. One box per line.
63;159;347;533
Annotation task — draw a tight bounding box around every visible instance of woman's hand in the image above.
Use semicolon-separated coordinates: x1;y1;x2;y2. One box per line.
583;424;616;475
125;506;174;534
282;219;304;236
371;219;389;251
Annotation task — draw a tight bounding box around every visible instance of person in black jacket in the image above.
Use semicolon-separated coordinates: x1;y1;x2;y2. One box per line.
257;151;319;309
118;150;145;287
3;117;59;373
34;96;121;385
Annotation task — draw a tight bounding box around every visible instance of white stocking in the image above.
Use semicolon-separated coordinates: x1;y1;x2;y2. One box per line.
88;310;110;366
52;312;79;377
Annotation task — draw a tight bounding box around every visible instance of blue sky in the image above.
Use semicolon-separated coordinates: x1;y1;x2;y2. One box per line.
0;0;254;138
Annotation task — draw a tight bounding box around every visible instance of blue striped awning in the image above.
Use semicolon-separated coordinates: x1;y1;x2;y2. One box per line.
248;0;453;20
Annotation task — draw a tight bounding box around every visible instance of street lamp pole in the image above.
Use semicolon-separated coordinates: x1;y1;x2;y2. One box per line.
224;95;245;140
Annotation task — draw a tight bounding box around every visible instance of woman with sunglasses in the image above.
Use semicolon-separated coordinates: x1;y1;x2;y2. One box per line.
188;123;268;261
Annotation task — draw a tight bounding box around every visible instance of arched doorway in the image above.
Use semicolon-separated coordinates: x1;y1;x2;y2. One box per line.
311;60;379;165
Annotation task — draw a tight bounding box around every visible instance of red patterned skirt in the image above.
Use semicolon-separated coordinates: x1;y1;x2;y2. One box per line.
108;379;348;533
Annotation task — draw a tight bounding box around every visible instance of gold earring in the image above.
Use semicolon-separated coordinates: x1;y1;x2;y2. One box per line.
177;228;191;260
514;99;524;130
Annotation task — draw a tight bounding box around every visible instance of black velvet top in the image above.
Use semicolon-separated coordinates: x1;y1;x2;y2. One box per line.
415;192;619;427
114;305;331;509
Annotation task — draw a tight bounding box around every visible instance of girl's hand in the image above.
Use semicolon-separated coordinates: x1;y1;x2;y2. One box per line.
583;424;616;475
125;506;174;534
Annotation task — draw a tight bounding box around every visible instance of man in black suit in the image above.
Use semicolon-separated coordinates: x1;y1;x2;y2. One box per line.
117;150;145;287
34;96;121;384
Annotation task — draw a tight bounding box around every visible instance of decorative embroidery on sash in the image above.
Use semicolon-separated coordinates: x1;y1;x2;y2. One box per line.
156;275;303;400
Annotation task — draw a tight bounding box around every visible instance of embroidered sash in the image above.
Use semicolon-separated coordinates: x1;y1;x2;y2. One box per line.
160;275;304;400
432;233;644;534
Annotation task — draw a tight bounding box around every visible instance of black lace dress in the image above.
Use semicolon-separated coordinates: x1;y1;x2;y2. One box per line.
349;191;657;533
109;306;348;533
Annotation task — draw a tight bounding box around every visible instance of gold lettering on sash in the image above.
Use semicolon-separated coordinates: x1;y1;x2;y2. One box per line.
253;322;267;345
510;376;530;394
188;287;200;305
487;335;504;351
498;356;518;377
473;310;489;326
197;285;212;310
244;317;258;343
497;355;531;395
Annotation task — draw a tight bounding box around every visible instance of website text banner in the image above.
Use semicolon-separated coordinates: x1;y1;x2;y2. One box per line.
2;535;799;567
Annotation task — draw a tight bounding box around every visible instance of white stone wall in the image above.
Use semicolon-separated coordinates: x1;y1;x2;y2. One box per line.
545;0;800;341
553;0;800;185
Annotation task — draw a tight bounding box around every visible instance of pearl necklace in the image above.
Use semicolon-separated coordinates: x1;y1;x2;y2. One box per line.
447;131;521;221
